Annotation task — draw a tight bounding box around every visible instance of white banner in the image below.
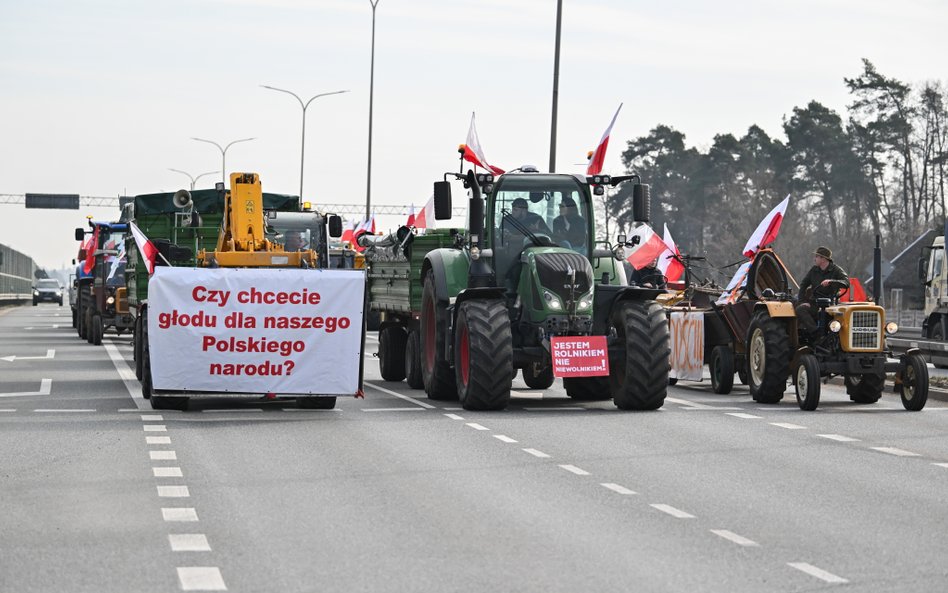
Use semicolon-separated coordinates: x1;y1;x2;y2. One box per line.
669;311;704;382
147;267;365;395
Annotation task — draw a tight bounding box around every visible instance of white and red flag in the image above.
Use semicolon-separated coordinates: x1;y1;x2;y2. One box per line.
406;204;416;227
460;112;504;176
129;221;159;275
626;224;669;270
658;223;684;282
340;219;357;247
742;194;790;258
587;103;623;176
413;195;435;230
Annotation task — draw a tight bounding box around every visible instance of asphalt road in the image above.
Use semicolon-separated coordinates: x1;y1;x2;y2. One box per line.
3;304;948;592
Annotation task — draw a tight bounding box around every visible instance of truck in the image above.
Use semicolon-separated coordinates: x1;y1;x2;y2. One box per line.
74;221;134;345
361;166;670;411
127;173;354;411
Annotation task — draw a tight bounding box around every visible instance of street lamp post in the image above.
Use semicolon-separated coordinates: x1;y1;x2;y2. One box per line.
366;0;380;221
549;0;563;173
167;168;220;191
260;86;349;200
191;137;256;187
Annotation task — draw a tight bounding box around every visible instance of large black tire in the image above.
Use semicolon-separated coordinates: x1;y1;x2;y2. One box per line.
71;309;78;328
710;345;734;394
379;325;408;382
134;314;144;381
900;354;929;411
141;333;153;400
845;374;883;404
299;397;337;409
794;353;821;411
522;362;555;390
85;309;95;344
563;376;611;400
737;358;749;385
454;299;512;411
91;314;103;346
405;329;424;389
746;312;790;404
421;271;457;400
77;305;87;340
609;300;670;411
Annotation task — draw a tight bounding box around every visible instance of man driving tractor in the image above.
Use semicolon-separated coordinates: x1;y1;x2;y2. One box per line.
795;246;849;337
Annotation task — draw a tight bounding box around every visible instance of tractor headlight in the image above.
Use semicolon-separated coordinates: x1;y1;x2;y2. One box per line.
470;246;481;261
542;290;563;311
106;296;115;305
885;321;898;335
828;320;841;333
577;291;594;312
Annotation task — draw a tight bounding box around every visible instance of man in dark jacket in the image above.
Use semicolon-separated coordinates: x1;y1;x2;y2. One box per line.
552;197;586;250
796;246;849;335
629;257;666;288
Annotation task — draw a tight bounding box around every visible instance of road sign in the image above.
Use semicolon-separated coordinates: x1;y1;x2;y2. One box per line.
25;193;80;209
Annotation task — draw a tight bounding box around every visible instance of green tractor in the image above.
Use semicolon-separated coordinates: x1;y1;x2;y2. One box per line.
416;167;669;411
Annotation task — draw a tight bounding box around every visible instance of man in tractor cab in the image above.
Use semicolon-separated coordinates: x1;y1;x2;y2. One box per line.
795;246;850;337
552;196;586;250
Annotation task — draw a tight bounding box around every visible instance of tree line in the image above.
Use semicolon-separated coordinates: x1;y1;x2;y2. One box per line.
604;59;947;289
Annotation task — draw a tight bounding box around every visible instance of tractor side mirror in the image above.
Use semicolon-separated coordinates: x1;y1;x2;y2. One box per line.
433;181;452;220
75;228;85;241
632;184;650;223
327;215;343;238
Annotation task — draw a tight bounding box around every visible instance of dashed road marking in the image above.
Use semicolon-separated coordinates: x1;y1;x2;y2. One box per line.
162;508;199;522
788;562;848;584
466;422;489;431
711;529;759;547
770;422;806;430
601;483;637;495
177;567;227;591
169;534;211;552
559;464;590;476
726;412;761;419
493;435;518;443
523;407;586;411
818;434;860;442
933;463;948;468
363;381;435;409
158;485;191;498
362;407;426;412
871;447;920;457
523;448;550;458
144;424;167;432
154;467;184;478
650;504;695;519
146;436;172;445
35;409;95;413
0;409;14;413
444;413;464;420
142;414;163;421
150;451;177;460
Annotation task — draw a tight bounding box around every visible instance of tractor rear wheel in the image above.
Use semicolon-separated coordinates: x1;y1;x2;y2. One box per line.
405;329;424;389
522;362;555;390
794;353;821;411
845;374;883;404
746;312;790;404
421;271;457;400
454;299;512;411
379;325;408;382
900;354;929;411
609;300;670;410
564;377;611;400
710;345;734;394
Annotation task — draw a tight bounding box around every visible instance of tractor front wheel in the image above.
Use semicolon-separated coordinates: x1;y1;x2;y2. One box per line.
899;354;929;411
454;299;512;411
794;353;821;411
609;300;670;411
746;312;790;404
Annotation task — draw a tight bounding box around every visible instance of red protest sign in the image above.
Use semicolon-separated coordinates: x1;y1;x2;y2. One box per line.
551;336;609;377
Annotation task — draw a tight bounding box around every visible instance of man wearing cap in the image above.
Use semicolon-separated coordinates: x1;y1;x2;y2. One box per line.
552;197;586;249
796;246;850;336
508;197;551;236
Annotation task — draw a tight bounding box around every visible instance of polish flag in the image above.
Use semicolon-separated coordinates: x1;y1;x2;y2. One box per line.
626;224;669;270
658;223;684;282
406;204;416;227
413;195;435;230
587;103;623;176
742;194;790;258
340;220;357;248
82;225;100;275
460;112;504;176
129;221;159;275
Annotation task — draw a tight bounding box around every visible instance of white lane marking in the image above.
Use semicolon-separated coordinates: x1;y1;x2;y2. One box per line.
169;534;211;552
559;464;590;476
103;341;148;410
153;467;184;478
818;434;860;442
523;407;587;411
444;413;464;420
150;451;177;460
493;435;518;443
146;436;172;445
466;422;490;431
177;567;227;591
523;448;550;458
144;425;167;432
34;409;95;413
770;422;807;430
650;504;695;519
119;408;141;412
788;562;849;584
711;529;759;547
141;414;163;421
871;447;920;457
0;409;14;413
601;483;637;495
363;381;435;409
0;349;55;362
933;463;948;468
361;407;427;412
666;397;719;410
162;508;198;522
727;412;761;419
0;378;52;398
157;485;190;498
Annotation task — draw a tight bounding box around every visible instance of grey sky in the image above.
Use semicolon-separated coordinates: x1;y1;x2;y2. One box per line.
1;0;945;269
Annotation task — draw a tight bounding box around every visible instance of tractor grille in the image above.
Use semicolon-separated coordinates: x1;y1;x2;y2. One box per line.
849;310;881;350
533;252;593;303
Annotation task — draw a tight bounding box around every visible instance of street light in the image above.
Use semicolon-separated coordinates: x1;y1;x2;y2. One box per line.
167;168;219;191
259;85;349;200
190;137;256;186
366;0;380;221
